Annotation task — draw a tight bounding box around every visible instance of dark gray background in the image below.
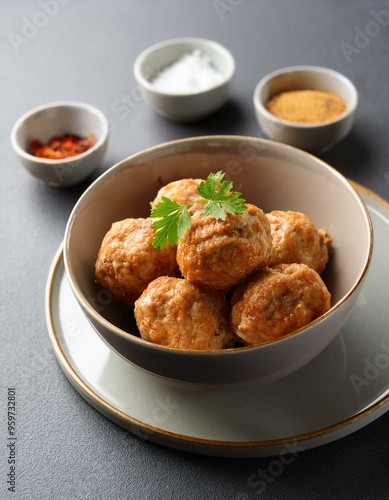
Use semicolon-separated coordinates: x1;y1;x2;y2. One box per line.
1;1;389;499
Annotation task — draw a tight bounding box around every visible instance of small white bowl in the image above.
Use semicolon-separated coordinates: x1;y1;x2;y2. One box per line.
133;38;235;122
253;66;358;152
63;135;373;390
11;101;109;187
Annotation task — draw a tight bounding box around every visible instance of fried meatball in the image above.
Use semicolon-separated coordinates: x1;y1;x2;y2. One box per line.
176;203;272;291
266;210;332;274
230;263;331;346
134;276;232;350
150;178;204;214
95;218;178;305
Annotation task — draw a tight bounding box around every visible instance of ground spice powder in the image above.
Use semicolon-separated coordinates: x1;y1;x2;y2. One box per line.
266;90;347;124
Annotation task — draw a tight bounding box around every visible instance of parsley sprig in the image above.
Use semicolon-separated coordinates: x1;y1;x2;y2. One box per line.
150;171;246;248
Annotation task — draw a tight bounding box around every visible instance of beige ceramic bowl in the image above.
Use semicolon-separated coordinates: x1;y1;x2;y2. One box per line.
133;38;235;122
11;101;109;187
253;66;358;152
63;136;372;389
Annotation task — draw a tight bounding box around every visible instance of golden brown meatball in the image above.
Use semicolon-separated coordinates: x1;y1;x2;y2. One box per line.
134;276;232;350
95;218;178;305
150;178;204;214
266;210;332;274
230;263;331;346
176;203;272;291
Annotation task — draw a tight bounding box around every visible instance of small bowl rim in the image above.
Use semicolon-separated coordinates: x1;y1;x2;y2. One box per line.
10;100;109;165
253;65;358;129
63;135;373;357
133;37;236;97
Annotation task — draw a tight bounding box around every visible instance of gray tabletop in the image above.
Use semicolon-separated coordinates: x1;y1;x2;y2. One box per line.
1;1;389;499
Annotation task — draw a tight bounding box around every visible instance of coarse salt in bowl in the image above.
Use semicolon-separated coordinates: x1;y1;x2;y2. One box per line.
151;49;225;94
134;38;235;122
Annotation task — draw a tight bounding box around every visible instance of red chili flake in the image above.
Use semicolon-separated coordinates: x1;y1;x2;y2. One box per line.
29;132;96;159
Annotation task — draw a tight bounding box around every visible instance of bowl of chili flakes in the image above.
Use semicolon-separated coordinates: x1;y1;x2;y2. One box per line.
11;101;109;187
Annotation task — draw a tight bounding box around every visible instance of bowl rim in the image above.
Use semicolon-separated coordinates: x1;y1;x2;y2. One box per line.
133;37;236;97
253;65;358;129
63;135;373;356
10;100;109;165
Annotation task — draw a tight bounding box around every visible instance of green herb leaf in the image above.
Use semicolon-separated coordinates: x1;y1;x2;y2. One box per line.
203;200;227;220
150;197;183;218
177;205;192;238
216;191;247;215
198;171;230;199
199;171;246;218
151;197;186;248
150;172;247;248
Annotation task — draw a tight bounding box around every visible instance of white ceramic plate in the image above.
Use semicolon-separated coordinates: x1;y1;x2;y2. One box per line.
45;184;389;457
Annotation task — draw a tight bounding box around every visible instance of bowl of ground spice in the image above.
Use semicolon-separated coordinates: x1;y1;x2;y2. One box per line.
253;66;358;152
134;38;235;122
11;101;109;187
